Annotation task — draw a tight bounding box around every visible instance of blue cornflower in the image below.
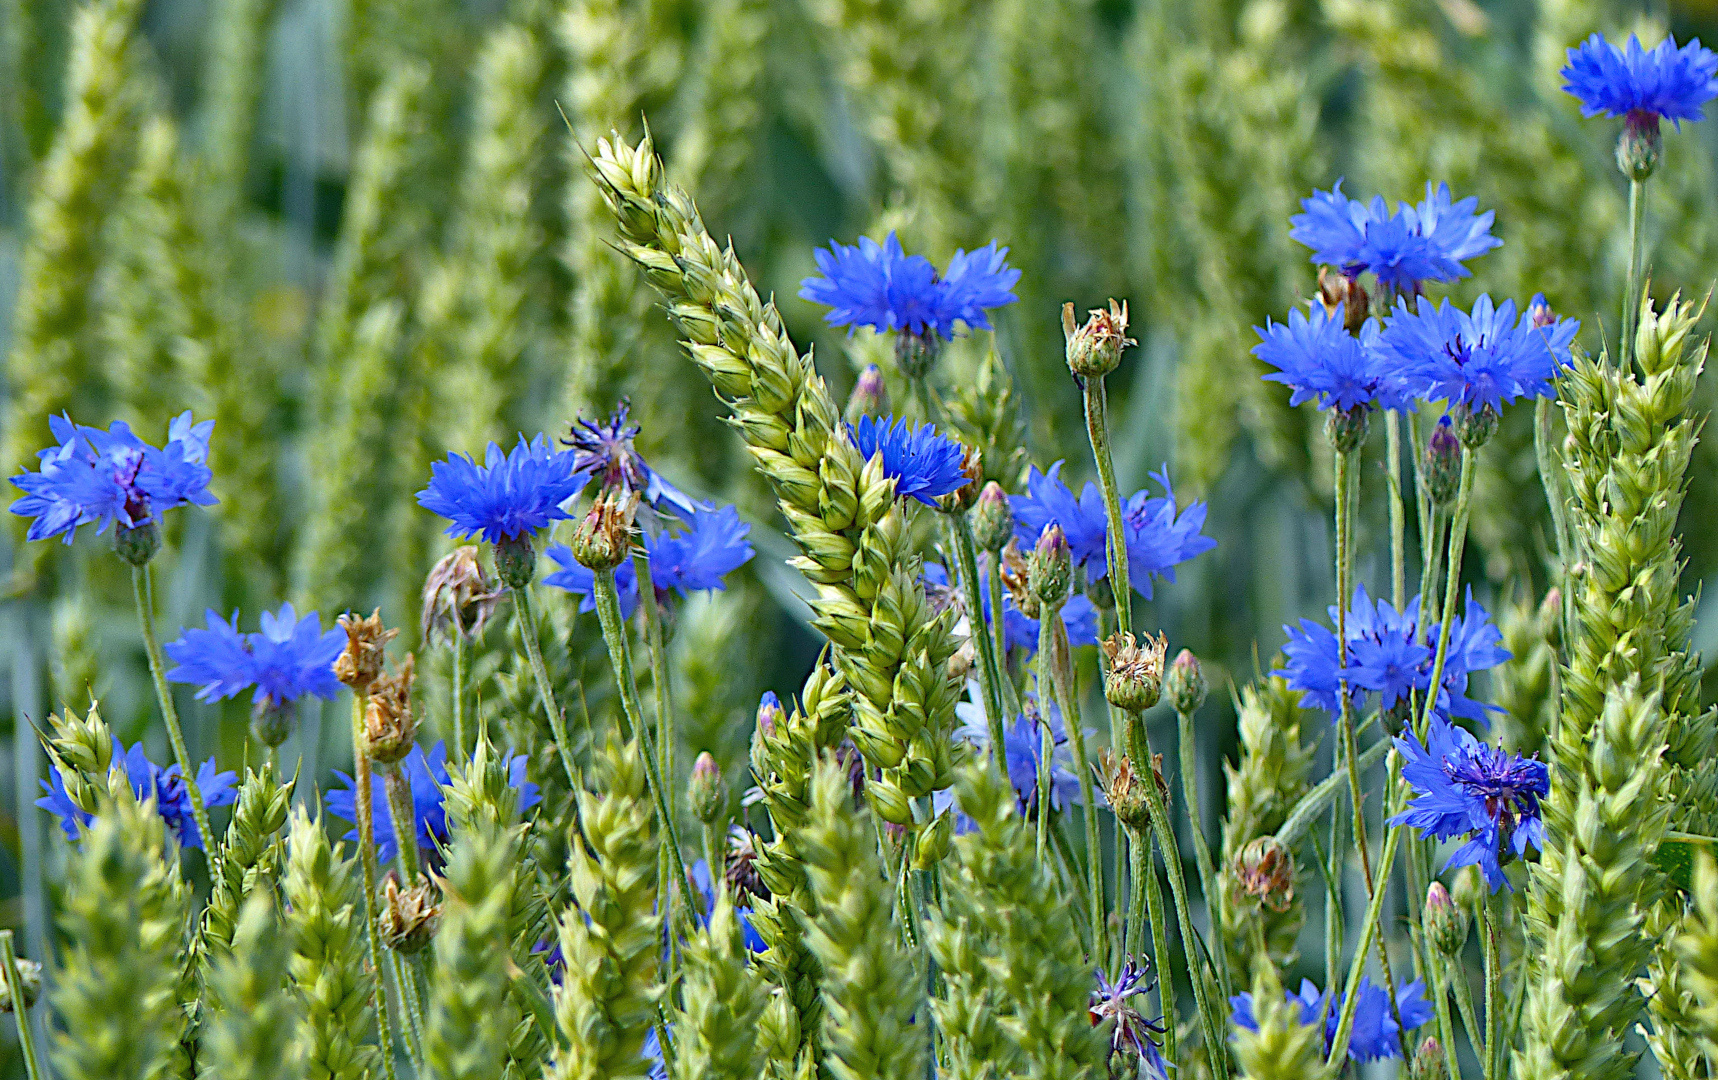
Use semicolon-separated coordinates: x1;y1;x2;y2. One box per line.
1091;959;1171;1079
1391;716;1548;892
1253;303;1407;412
1563;34;1718;127
1122;468;1217;599
1380;295;1579;415
1230;976;1433;1063
546;502;754;619
166;604;344;709
798;232;1019;341
562;404;698;519
326;741;540;864
935;686;1093;829
417;434;588;545
848;415;968;506
1290;180;1499;292
921;562;1097;657
38;738;238;850
687;859;766;954
10;411;216;544
1010;463;1110;570
1281;616;1355;717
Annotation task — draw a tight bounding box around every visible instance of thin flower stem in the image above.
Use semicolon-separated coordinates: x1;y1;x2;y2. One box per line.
1050;820;1095;952
1035;615;1056;865
1326;819;1402;1067
0;931;43;1080
1081;377;1133;635
1175;704;1229;1000
952;515;1010;775
1534;397;1572;576
131;564;216;872
1047;614;1106;962
590;567;703;928
632;554;675;953
1483;892;1503;1080
386;950;425;1074
1386;411;1407;610
1130;825;1178;1069
450;635;467;763
1427;953;1463;1080
986;548;1021;717
1415;451;1478;742
511;586;580;790
1449;938;1485;1067
702;821;722;902
1622;177;1645;369
348;691;401;1080
383;766;421;881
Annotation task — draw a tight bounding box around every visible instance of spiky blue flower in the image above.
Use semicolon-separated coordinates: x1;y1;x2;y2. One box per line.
326;741;539;864
1091;959;1170;1078
798;232;1019;340
1122;468;1217;599
38;739;238;850
935;687;1094;829
1380;295;1579;414
921;562;1098;656
1289;180;1500;291
1562;34;1718;126
562;403;698;518
1253;303;1407;412
687;859;766;954
9;411;216;544
1390;717;1548;892
417;433;588;544
848;415;968;506
1230;976;1433;1062
546;502;754;619
1010;463;1110;569
166;603;344;708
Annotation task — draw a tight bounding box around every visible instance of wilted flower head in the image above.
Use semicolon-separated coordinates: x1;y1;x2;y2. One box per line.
848;415;969;507
1091;959;1169;1078
381;873;440;954
1096;750;1153;833
1289;180;1500;293
166;604;344;710
547;501;753;619
1064;299;1135;378
418;433;587;547
364;654;417;765
334;609;398;690
1230;976;1434;1062
567;488;640;572
724;826;770;905
1232;836;1296;912
10;411;216;546
562;403;698;518
798;231;1020;342
38;739;238;850
421;547;503;643
1103;631;1168;714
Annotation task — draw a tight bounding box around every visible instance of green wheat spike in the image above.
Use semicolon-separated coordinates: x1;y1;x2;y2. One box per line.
670;896;770;1080
282;807;380;1080
1231;963;1322;1080
200;893;300;1080
202;763;295;957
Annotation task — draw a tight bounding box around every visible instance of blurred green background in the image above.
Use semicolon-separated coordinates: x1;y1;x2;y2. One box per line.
0;0;1717;1070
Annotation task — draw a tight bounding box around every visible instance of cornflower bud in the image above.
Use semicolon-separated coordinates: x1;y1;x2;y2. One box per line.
1029;524;1073;610
1423;881;1469;957
1454;402;1498;450
1232;836;1295;912
364;654;417;765
971;482;1014;552
845;364;889;423
1000;538;1038;618
1099;751;1153;833
1318;266;1370;332
1408;1037;1447;1080
1540;586;1563;651
689;751;724;825
420;546;503;643
1102;631;1167;713
755;691;783;738
380;873;441;954
569;489;639;572
0;956;41;1012
113;519;161;567
1164;649;1207;715
1063;299;1134;379
1324;403;1371;453
251;699;295;749
335;609;398;691
936;442;984;513
896;329;941;381
1617;111;1662;180
1425;416;1462;506
1528;294;1557;329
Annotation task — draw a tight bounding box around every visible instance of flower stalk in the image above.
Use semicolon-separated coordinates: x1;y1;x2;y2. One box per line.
0;932;43;1080
130;564;215;871
512;584;580;789
347;690;400;1080
951;514;1010;776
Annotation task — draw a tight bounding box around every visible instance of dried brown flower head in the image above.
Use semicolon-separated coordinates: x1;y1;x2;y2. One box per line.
364;654;417;765
1102;631;1168;713
380;873;441;954
335;609;398;691
420;546;503;643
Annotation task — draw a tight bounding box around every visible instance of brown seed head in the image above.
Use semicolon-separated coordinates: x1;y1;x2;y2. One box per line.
1064;299;1135;378
1098;750;1153;833
725;828;771;905
335;609;398;690
1000;538;1038;618
364;654;417;765
380;873;441;954
570;489;639;571
1317;266;1370;332
420;546;503;643
1231;836;1296;912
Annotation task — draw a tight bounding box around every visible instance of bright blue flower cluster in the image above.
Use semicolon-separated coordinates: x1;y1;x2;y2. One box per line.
1562;34;1718;126
325;741;539;863
563;404;698;519
546;502;754;619
1380;295;1580;414
1289;180;1500;293
1230;976;1434;1063
1281;585;1510;723
417;433;589;545
1252;303;1407;413
1391;717;1549;891
165;603;345;709
1010;463;1214;599
1090;960;1171;1079
9;412;216;544
798;232;1020;341
849;415;969;506
38;739;238;850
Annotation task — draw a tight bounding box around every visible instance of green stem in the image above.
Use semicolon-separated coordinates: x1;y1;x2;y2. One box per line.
1450;940;1485;1068
386;949;425;1075
512;586;580;789
1326;820;1402;1067
590;567;703;927
1483;893;1502;1080
985;548;1021;717
1622;177;1644;370
349;691;400;1080
1082;377;1133;635
1416;451;1478;741
1131;825;1177;1069
702;822;722;903
1047;614;1106;962
1035;614;1055;865
383;766;421;881
952;516;1010;776
1176;705;1229;1000
1428;951;1463;1080
1050;820;1095;952
450;634;467;763
1386;411;1407;610
1534;398;1572;577
131;564;215;870
633;554;675;955
0;931;43;1080
1273;739;1390;848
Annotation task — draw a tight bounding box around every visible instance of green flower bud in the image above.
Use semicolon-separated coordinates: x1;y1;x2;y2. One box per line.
1324;403;1371;453
1617;112;1662;180
971;481;1014;552
1454;403;1498;450
491;532;538;589
1029;524;1073;609
113;519;161;567
1164;649;1208;715
250;698;295;749
567;489;638;573
1063;299;1134;379
1102;631;1167;713
1425;416;1462;506
845;364;889;423
896;328;941;380
690;751;725;825
1424;881;1469;957
1407;1037;1447;1080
